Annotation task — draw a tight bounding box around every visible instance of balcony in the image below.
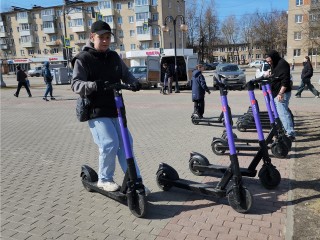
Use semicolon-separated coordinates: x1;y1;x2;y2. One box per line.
1;44;9;50
46;40;61;46
21;41;35;48
42;15;56;22
0;31;6;38
136;32;152;41
43;26;57;34
71;25;86;32
17;13;31;24
75;39;86;45
20;29;32;36
100;8;114;16
134;5;151;13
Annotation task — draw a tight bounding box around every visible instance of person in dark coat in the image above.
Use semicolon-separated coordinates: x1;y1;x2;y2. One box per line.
42;61;55;101
191;64;210;118
14;65;32;97
265;50;295;140
295;56;319;98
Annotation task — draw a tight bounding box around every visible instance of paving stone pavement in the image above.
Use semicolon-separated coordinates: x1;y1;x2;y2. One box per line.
1;73;319;240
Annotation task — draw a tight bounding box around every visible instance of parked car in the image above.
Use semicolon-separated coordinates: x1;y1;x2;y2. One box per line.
255;61;293;89
248;60;264;68
213;63;246;90
129;66;150;88
28;66;43;77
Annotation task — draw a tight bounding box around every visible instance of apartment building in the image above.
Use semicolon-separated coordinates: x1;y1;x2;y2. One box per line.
211;43;265;65
287;0;320;66
0;0;188;73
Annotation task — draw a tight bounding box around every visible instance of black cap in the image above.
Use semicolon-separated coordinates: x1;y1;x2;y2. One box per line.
91;20;113;35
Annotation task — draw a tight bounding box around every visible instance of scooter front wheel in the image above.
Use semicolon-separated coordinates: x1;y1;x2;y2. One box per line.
227;187;253;213
81;174;94;192
258;164;281;189
191;116;199;125
236;121;247;132
128;190;147;218
211;139;227;155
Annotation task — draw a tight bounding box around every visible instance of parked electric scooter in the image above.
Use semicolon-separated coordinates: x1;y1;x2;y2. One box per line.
156;79;253;213
211;80;290;158
189;78;281;189
80;83;148;218
191;108;233;126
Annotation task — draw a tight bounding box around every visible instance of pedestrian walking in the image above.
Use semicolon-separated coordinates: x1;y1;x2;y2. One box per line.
14;65;32;98
42;62;55;101
291;59;295;71
295;56;319;98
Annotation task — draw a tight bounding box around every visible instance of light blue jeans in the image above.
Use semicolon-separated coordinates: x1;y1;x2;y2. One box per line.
274;92;295;137
88;117;141;182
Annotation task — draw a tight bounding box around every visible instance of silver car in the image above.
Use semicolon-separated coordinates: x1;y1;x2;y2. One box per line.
128;66;149;88
213;63;246;90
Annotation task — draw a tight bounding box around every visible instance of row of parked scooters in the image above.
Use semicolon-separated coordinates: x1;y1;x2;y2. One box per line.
79;76;292;218
156;76;293;214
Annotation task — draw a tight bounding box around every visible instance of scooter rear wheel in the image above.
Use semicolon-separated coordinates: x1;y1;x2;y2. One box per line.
227;187;253;213
191;116;199;125
156;170;173;191
258;164;281;189
128;191;147;218
211;139;227;155
189;158;208;176
81;174;94;192
271;141;289;158
236;121;247;132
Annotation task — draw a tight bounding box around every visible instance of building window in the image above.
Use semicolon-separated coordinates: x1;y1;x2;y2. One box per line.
296;0;303;6
137;26;149;34
255;54;261;59
168;0;172;8
136;12;149;21
78;33;86;40
130;44;136;50
88;19;92;27
151;0;158;6
117;17;123;24
35;37;39;43
141;42;149;49
294;31;302;40
20;50;25;56
70;35;74;40
99;1;111;9
120;44;125;51
70;19;83;27
128;16;134;23
135;0;148;6
104;16;113;23
116;3;122;10
37;49;41;54
152;27;159;35
52;48;59;54
295;14;303;23
152;13;158;21
43;36;46;43
28;49;34;55
118;30;124;37
50;35;57;41
154;42;160;48
293;49;301;56
128;1;133;9
130;30;135;36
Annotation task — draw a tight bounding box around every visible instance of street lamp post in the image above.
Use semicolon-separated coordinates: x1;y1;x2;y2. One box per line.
63;0;70;78
162;15;188;93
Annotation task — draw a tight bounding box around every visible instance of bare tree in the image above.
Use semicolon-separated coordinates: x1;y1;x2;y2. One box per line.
221;15;240;63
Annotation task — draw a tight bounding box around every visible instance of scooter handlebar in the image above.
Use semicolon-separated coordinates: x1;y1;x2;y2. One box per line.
105;82;136;91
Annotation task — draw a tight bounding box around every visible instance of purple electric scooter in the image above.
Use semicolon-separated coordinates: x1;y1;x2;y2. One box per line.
80;83;148;218
190;78;282;189
156;79;253;213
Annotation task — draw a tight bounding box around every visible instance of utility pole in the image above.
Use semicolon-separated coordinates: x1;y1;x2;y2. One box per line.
63;0;70;76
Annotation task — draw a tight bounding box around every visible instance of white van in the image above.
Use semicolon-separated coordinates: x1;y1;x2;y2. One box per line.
146;55;198;89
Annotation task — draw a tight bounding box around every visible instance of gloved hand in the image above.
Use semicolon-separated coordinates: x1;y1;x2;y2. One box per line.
131;82;141;92
206;89;211;94
95;80;110;91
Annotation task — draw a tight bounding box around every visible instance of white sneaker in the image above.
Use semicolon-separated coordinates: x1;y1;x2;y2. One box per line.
97;181;120;192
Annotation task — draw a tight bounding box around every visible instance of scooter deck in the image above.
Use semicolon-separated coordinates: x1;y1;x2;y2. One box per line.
193;164;257;177
82;180;127;203
162;178;226;197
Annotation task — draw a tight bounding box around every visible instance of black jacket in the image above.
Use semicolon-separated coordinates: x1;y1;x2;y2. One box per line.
17;69;27;82
267;50;292;98
301;61;313;80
